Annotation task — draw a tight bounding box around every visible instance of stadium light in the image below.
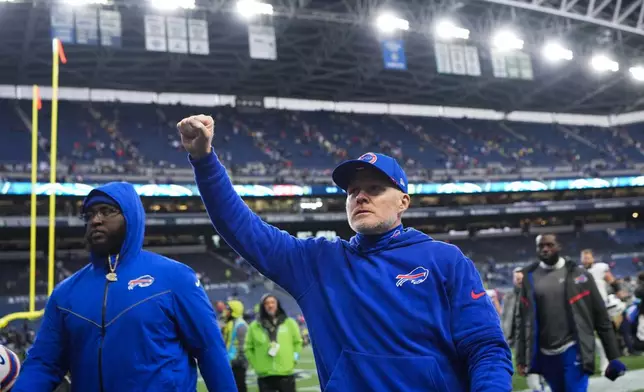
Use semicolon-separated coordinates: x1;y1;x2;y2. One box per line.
590;54;619;73
491;30;523;51
149;0;195;11
434;20;470;40
542;42;573;62
237;0;274;18
629;66;644;81
375;12;410;34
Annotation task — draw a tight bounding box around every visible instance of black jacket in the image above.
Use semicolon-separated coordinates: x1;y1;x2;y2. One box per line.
515;260;621;375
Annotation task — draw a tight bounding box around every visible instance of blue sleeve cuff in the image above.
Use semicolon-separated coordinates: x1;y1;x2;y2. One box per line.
189;149;225;179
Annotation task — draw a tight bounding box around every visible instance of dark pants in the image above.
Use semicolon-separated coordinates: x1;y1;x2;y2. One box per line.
539;346;589;392
232;364;247;392
257;375;296;392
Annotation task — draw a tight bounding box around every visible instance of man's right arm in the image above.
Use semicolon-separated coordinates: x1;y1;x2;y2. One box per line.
12;293;69;391
191;150;320;298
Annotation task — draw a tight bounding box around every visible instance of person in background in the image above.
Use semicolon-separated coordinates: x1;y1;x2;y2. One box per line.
502;268;523;344
581;249;626;372
245;294;302;392
516;234;626;392
486;287;502;316
503;268;546;392
214;300;227;331
224;300;249;392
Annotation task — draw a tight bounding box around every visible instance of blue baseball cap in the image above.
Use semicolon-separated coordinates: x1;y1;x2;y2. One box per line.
332;152;408;194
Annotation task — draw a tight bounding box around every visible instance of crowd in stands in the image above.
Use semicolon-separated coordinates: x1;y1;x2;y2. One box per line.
1;99;643;184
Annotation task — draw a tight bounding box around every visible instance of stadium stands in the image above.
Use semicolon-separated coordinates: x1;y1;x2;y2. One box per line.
1;99;643;179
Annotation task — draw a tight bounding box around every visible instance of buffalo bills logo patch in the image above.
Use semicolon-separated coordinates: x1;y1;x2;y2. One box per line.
574;275;588;284
358;152;378;164
396;267;429;287
128;275;155;290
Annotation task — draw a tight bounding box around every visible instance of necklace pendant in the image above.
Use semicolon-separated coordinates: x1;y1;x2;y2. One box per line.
106;272;118;282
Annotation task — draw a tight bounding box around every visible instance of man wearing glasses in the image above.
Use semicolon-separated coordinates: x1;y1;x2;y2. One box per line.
13;182;236;392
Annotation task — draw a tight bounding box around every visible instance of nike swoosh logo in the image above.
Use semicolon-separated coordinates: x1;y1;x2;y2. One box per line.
0;355;5;365
471;290;486;300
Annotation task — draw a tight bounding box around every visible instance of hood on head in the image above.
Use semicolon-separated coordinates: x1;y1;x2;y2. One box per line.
258;293;285;320
227;300;244;319
83;182;145;262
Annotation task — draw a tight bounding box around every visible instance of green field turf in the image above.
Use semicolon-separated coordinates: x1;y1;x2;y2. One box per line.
198;346;644;392
198;345;319;392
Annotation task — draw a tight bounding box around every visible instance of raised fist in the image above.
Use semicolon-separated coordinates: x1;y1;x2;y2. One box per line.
176;114;214;160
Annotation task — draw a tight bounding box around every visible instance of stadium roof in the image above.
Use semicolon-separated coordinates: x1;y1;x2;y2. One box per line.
1;0;644;114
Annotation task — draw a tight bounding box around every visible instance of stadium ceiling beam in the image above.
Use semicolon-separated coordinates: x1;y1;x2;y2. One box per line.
560;76;624;111
476;0;644;36
280;27;358;96
507;66;579;110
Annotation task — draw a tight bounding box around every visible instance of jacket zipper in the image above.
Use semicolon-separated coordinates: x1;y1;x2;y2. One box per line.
98;279;110;392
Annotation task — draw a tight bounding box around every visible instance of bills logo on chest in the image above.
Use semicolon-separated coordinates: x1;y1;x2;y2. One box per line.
128;275;155;291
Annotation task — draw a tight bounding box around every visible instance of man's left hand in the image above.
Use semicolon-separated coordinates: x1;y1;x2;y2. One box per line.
605;359;627;381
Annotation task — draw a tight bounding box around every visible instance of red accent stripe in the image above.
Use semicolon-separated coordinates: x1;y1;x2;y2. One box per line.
1;347;17;389
520;297;529;307
58;40;67;64
569;290;590;304
396;272;425;280
35;86;42;110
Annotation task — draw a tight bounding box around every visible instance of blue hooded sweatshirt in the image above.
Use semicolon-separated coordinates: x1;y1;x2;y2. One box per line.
12;182;236;392
192;152;513;391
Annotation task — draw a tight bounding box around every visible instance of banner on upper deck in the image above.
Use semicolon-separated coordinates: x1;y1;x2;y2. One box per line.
381;39;407;70
99;9;122;48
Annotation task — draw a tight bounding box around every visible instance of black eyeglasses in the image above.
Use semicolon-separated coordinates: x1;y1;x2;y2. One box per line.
80;206;121;223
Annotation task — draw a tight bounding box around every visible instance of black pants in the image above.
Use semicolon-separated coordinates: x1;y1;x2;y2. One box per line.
257;375;296;392
232;364;247;392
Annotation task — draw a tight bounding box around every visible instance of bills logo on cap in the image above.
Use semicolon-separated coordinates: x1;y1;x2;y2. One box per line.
358;153;378;164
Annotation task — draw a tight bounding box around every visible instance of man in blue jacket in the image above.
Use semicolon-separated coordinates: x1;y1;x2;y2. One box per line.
12;182;236;392
178;114;513;391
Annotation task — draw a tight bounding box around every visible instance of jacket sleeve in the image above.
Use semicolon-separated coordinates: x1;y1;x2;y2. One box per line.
172;266;237;392
12;291;69;392
514;282;527;366
290;318;303;357
191;151;320;299
586;270;621;360
243;323;256;370
447;253;514;391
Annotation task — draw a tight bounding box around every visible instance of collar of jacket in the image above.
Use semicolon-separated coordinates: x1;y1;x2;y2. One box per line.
525;258;577;274
538;257;566;270
350;224;404;253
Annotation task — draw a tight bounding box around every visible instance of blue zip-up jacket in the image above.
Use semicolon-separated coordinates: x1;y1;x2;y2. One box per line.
13;182;236;392
192;152;513;391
